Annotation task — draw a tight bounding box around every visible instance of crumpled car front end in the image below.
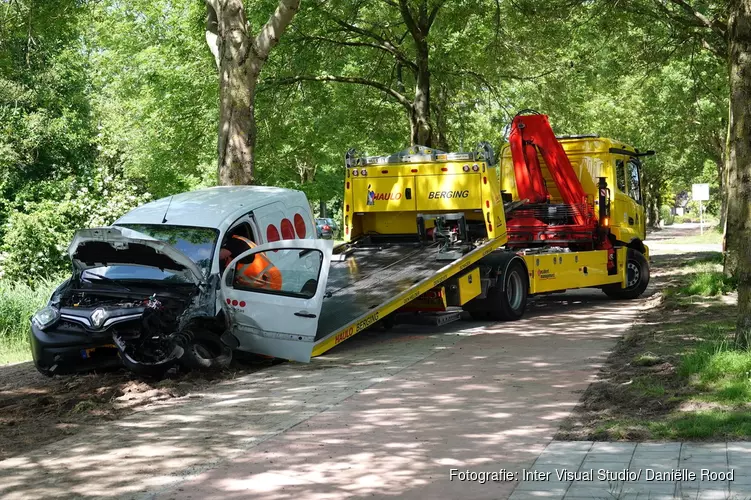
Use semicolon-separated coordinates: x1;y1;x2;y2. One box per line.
29;225;229;377
29;284;124;375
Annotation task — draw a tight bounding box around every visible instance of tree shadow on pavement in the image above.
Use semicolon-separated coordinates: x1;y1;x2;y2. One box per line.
0;281;651;499
1;245;710;499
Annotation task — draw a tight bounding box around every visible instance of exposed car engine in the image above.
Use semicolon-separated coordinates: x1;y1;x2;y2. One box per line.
29;225;236;378
49;284;230;377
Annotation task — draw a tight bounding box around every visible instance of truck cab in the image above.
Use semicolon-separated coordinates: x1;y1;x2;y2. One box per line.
500;135;650;253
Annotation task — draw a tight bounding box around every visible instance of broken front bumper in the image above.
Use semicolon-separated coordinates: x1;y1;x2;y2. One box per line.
28;322;121;376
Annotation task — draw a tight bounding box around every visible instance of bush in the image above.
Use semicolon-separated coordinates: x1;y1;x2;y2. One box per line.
0;167;151;283
675;214;697;224
660;206;675;226
0;203;79;281
0;277;62;363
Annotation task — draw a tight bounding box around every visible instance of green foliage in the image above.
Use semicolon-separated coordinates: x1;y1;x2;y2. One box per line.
0;0;731;288
660;206;674;225
674;214;697;223
89;0;218;198
0;1;96;228
0;277;61;364
0;168;151;283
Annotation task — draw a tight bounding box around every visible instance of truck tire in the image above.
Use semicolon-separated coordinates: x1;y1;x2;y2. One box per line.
603;248;650;300
179;330;233;371
488;259;528;321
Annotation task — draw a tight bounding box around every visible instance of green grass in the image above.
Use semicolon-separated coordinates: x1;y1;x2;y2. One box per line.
632;351;663;366
595;411;751;440
649;410;751;440
559;249;747;441
677;272;736;296
672;253;736;297
0;277;62;364
631;376;666;397
677;325;751;407
680;342;751;382
666;227;723;245
681;252;724;266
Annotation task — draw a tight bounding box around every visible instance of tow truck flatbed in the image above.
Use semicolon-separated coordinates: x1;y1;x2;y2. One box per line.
311;234;508;356
315;241;443;341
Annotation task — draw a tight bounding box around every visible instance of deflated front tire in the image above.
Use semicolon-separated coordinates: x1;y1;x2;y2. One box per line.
112;333;183;378
177;329;232;371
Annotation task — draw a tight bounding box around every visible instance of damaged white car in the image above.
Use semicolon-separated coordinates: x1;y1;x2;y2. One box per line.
28;186;331;377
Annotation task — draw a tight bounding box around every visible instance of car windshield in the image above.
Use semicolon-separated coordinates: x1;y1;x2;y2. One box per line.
116;224;218;277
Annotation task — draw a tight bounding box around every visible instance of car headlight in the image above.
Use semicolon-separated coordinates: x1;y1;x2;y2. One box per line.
32;306;60;330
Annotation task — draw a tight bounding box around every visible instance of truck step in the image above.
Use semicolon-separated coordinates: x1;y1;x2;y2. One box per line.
395;311;462;327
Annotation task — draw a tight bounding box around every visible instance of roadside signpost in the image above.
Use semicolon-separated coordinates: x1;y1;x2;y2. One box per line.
692;183;710;234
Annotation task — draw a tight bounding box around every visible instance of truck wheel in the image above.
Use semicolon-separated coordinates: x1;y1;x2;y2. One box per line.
603;248;650;300
488;260;528;321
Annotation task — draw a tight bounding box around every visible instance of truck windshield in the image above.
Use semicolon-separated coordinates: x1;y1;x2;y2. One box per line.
116;224;218;277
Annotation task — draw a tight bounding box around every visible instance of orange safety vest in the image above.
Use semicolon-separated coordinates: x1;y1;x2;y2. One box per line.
232;235;283;290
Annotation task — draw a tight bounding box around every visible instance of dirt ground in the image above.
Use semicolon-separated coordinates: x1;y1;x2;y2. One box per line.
556;224;731;440
0;357;272;461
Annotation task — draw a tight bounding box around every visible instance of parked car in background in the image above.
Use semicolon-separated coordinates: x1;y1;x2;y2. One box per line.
322;218;339;236
316;218;333;239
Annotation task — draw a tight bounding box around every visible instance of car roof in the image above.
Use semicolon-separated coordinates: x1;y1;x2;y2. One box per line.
116;186;301;229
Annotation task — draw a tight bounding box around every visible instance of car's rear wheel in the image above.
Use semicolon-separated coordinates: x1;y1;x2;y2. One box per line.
464;259;528;321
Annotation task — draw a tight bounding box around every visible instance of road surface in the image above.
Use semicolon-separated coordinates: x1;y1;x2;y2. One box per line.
0;224;713;499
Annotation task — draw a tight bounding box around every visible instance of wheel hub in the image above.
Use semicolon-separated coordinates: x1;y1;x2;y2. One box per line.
507;271;523;310
626;261;640;288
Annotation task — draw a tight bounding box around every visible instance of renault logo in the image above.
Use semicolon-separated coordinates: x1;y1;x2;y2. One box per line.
90;308;107;329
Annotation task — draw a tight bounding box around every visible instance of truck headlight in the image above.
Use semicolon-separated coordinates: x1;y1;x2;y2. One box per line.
32;306;60;330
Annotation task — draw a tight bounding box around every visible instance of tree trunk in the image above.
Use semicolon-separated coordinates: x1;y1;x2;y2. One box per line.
431;83;450;151
727;0;751;348
720;105;731;259
410;39;432;146
206;0;300;186
642;170;661;228
717;155;729;230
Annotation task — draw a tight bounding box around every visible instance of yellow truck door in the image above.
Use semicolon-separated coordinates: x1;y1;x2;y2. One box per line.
625;158;646;239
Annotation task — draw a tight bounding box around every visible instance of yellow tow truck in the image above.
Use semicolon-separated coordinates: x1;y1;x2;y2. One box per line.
306;112;652;359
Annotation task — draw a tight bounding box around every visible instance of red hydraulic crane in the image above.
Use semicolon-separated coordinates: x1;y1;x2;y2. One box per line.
505;112;607;254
